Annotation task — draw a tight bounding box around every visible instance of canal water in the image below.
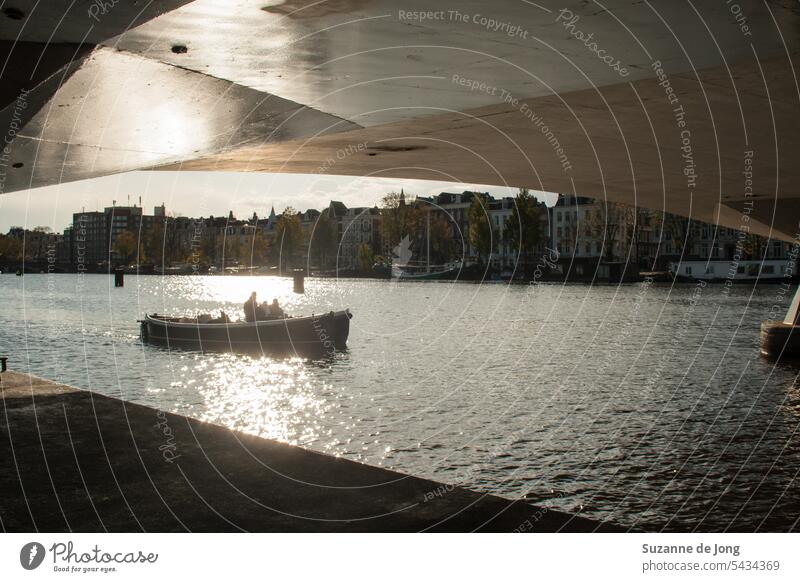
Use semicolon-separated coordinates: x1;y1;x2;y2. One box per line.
1;273;798;531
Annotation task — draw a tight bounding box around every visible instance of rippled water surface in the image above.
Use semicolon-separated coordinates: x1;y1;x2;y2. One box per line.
2;273;799;531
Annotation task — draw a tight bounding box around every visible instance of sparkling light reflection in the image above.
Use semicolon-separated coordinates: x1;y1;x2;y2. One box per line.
170;352;332;444
159;275;299;318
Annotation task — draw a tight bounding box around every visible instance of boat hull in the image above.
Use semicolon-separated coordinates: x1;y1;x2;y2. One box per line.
140;310;351;355
394;267;460;281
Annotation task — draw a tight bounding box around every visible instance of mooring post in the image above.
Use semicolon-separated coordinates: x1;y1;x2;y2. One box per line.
761;283;800;358
293;269;305;294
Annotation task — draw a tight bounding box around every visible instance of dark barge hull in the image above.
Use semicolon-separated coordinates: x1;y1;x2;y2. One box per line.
760;320;800;359
140;310;351;354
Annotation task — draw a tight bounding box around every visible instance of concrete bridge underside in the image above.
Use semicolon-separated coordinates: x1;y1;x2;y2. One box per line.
1;0;799;241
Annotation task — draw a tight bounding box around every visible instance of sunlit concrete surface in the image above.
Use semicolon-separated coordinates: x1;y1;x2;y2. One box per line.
2;0;799;238
0;0;193;109
110;0;800;126
166;52;800;241
0;371;620;532
1;47;357;190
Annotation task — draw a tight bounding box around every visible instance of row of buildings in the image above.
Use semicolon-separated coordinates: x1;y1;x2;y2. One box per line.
549;195;793;278
403;191;794;277
0;200;385;272
1;191;794;277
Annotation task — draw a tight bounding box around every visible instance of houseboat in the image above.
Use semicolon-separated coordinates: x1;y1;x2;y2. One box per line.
669;259;795;282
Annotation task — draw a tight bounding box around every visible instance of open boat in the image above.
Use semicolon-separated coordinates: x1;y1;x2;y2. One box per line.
140;310;352;354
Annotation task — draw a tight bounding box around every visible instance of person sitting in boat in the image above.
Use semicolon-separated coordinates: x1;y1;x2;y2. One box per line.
257;298;283;319
244;292;263;322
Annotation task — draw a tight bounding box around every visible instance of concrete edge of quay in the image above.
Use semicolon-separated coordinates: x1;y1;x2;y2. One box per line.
0;370;623;532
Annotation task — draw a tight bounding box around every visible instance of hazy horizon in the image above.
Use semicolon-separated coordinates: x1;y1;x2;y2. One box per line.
0;171;559;233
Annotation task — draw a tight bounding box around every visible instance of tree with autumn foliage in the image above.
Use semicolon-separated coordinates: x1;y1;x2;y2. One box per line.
113;231;139;265
380;191;422;251
583;201;637;262
274;207;304;272
468;192;496;264
310;208;339;269
503;188;544;267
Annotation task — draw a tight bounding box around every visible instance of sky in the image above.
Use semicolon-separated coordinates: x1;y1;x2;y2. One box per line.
0;171;559;233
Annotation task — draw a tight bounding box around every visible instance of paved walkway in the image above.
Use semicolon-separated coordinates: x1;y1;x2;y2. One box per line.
0;370;620;532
